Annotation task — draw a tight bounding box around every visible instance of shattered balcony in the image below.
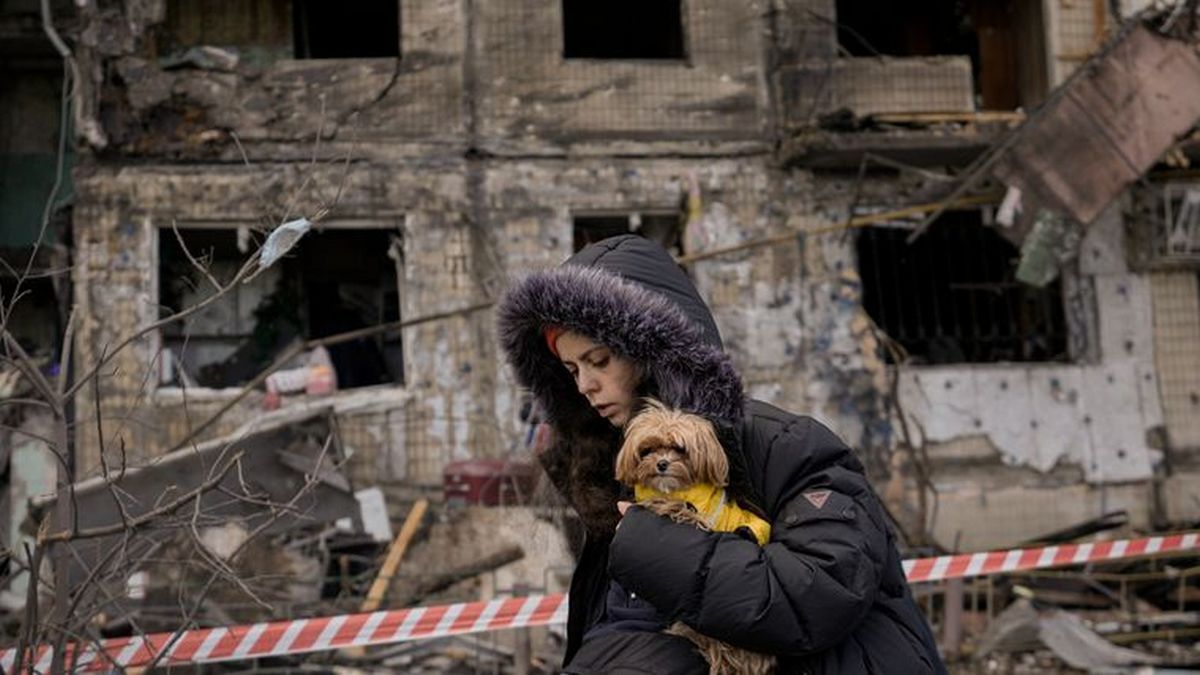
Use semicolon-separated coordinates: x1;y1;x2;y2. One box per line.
775;0;1048;169
777;56;1019;170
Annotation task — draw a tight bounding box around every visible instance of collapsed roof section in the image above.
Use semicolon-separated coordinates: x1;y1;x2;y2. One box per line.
991;22;1200;239
30;406;360;589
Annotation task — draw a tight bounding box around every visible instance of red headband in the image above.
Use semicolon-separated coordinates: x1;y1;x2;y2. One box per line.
544;325;565;357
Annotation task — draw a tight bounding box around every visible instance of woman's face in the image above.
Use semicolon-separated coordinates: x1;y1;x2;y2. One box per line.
554;331;641;427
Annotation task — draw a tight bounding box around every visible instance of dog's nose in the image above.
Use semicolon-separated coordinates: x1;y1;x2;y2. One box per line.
656;459;669;473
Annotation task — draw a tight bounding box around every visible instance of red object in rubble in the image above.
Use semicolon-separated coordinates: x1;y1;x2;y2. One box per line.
443;458;539;506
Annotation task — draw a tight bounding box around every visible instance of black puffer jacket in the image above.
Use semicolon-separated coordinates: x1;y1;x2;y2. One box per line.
498;235;944;674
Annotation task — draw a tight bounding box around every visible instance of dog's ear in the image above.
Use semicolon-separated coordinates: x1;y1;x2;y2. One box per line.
681;413;729;486
614;440;640;486
616;411;654;485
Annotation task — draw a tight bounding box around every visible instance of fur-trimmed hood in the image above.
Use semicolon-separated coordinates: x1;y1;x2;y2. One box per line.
498;235;743;429
497;235;747;535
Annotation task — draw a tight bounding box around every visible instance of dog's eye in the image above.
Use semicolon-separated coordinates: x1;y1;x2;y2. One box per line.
638;448;654;459
669;445;686;455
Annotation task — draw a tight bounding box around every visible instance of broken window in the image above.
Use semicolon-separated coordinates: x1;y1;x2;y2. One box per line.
161;0;399;61
158;226;403;390
856;211;1069;364
1;66;71;248
0;60;70;370
0;262;64;366
163;0;294;61
834;0;1048;109
573;213;683;254
562;0;686;60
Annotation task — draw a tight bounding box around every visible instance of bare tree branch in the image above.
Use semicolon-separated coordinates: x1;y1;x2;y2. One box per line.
64;250;262;401
55;306;76;397
2;331;60;409
143;432;334;670
39;450;245;544
171;220;222;293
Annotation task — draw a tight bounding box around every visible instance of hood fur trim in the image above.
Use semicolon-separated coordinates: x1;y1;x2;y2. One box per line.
498;265;743;428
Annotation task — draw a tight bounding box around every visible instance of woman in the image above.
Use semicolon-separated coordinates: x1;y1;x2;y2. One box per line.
498;235;944;674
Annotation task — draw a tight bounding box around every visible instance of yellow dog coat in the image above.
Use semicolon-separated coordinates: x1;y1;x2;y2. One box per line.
634;483;771;546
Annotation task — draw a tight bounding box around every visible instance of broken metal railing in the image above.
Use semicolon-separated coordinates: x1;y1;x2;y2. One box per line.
1160;184;1200;261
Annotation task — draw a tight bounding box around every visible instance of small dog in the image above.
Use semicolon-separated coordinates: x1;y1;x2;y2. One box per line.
616;400;775;675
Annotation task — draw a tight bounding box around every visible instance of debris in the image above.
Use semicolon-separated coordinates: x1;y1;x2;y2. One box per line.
1015;210;1080;287
391;545;526;609
976;598;1163;670
198;521;250;560
975;597;1043;656
341;499;428;659
869;111;1026;126
259;218;312;270
305;345;337;395
361;498;429;614
1022;511;1130;546
354;487;393;543
381;506;574;617
1039;609;1162;671
1163;184;1200;258
0;368;24;398
29;407;360;588
443;459;539;507
264;346;339;408
996;185;1022;228
160;45;240;72
991;24;1200;230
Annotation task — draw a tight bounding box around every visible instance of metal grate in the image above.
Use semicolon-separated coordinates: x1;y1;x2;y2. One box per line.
1149;272;1200;449
1156;183;1200;263
1056;0;1109;61
857;212;1070;364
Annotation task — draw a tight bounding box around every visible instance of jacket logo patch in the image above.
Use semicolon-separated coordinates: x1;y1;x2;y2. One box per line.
803;489;831;509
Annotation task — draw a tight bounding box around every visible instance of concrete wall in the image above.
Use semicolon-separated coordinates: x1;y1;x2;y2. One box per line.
105;0;465;158
474;0;771;154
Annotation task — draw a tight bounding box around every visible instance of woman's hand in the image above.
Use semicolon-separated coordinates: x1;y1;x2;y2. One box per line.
617;500;632;516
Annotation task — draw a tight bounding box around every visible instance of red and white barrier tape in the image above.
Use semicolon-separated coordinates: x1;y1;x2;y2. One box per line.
1;594;568;673
3;531;1196;671
902;531;1199;583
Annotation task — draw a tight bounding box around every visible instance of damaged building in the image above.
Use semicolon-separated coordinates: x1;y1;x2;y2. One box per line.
4;0;1200;666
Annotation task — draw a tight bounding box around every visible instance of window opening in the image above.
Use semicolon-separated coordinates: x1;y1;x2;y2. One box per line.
562;0;685;60
162;0;399;62
835;0;975;59
1;67;72;244
162;0;294;63
856;211;1068;364
293;0;400;59
0;262;63;366
573;213;682;254
834;0;1047;109
159;227;402;390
